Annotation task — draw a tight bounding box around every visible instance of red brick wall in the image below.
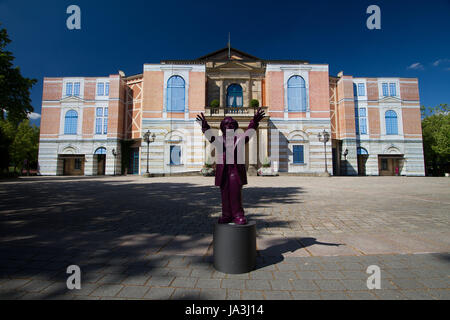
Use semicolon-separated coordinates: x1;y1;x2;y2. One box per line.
40;108;61;135
42;79;62;101
188;71;206;116
266;71;284;113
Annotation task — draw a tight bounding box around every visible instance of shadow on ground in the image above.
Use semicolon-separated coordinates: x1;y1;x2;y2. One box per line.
256;237;343;270
0;178;304;299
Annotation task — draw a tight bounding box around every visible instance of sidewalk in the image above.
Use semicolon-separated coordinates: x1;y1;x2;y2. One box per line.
0;176;449;300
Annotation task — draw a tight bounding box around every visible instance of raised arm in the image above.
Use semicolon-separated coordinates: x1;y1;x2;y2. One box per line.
196;112;215;143
244;108;265;143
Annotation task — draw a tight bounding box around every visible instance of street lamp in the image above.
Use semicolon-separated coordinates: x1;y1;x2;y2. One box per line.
318;130;330;174
112;148;117;175
143;130;156;175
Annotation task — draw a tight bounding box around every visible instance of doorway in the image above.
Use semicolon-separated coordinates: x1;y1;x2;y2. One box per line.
378;155;404;176
357;147;369;176
61;155;85;176
129;148;140;174
97;155;106;175
94;147;107;175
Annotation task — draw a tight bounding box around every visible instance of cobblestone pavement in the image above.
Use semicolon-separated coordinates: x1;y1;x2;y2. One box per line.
0;176;449;300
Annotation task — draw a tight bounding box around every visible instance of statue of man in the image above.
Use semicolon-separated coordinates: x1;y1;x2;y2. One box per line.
197;108;265;225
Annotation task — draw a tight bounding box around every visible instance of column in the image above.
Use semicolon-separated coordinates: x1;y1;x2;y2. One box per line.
219;80;224;109
259;128;268;163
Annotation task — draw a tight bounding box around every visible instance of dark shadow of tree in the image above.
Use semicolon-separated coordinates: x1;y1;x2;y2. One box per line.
0;177;304;300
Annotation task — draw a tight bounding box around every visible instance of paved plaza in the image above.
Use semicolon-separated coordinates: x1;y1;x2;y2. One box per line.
0;175;449;300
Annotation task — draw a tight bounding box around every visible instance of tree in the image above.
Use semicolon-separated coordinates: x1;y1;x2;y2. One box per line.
0;24;37;123
10;120;40;175
421;104;450;176
0;24;37;175
0;118;17;172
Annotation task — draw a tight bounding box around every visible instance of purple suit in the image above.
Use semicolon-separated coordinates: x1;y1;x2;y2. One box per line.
202;119;259;223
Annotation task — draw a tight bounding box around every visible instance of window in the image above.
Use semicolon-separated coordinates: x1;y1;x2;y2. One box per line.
385;110;398;135
167;76;185;112
73;82;80;96
94;147;106;155
382;83;389;97
64;110;78;135
357;147;368;155
382;82;397;97
170;145;181;165
287;76;307;112
65;82;81;96
97;82;110;96
293;145;304;164
95;107;108;134
227;84;243;108
355;107;367;135
357;83;365;96
389;83;396;96
74;158;82;170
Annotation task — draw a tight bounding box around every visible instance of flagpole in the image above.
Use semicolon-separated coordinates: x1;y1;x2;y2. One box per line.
228;32;231;59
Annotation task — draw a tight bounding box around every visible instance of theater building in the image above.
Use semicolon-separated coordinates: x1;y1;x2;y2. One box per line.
37;47;425;176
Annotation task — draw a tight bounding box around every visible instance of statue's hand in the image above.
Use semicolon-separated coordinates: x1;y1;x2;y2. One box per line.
253;107;265;123
196;112;209;129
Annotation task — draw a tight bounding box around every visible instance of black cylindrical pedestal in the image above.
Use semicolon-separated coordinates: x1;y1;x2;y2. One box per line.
213;221;256;274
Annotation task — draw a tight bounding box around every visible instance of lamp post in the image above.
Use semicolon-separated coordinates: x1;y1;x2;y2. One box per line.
143;130;156;176
112;148;117;176
318;130;330;174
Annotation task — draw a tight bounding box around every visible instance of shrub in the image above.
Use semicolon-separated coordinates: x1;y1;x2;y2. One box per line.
250;99;260;108
210;99;220;108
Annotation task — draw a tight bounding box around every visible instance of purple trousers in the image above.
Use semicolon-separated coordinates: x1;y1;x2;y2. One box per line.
219;166;245;224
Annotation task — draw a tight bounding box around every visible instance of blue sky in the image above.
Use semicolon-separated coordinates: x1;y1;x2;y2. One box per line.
0;0;449;126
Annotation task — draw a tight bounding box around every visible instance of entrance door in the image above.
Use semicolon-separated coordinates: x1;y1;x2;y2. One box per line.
62;156;85;176
357;147;369;176
97;155;106;175
357;155;368;176
379;156;403;176
129;148;139;174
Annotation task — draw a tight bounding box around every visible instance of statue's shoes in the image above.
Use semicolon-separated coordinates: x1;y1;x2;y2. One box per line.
218;216;232;224
232;216;247;225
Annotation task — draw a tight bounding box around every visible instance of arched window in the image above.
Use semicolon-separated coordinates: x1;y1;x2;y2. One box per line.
287;76;307;112
227;84;243;108
64;110;78;135
385;110;398;135
94;147;106;155
357;147;368;155
167;76;185;112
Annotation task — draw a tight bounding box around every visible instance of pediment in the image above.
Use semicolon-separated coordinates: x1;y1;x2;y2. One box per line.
61;95;84;103
379;96;401;103
216;60;255;70
198;47;261;61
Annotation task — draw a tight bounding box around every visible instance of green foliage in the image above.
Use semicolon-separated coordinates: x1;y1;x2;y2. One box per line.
10;120;40;173
210;99;220;108
0;119;17;171
0;24;37;124
250;99;260;108
262;157;271;168
421;104;450;176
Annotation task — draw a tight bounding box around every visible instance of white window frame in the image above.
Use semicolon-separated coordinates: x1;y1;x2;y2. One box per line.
62;78;84;98
96;79;110;100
